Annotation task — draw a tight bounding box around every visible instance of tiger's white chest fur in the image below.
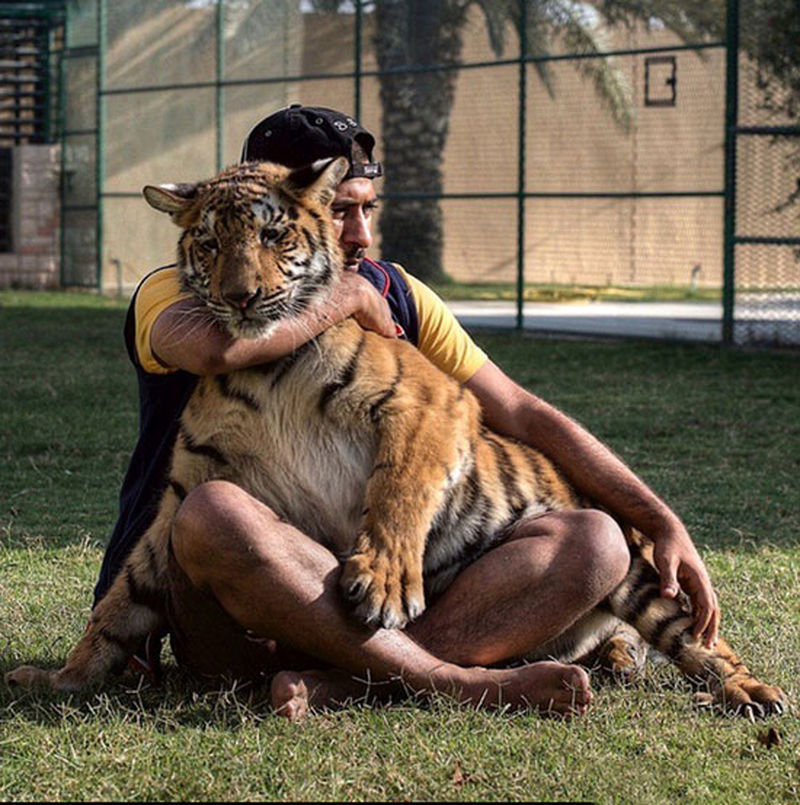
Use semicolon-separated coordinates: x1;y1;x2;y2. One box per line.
183;345;378;557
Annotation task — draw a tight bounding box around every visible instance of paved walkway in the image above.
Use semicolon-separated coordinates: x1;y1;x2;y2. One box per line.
447;299;724;342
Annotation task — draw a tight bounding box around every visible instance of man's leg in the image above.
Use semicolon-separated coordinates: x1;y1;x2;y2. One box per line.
274;509;630;716
407;509;631;665
171;482;628;717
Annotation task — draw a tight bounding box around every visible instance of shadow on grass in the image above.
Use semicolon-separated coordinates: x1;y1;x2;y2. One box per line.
0;660;698;733
0;649;769;730
0;657;277;730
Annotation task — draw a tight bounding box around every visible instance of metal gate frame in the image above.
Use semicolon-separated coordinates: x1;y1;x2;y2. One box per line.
724;0;800;345
0;1;64;145
53;0;799;346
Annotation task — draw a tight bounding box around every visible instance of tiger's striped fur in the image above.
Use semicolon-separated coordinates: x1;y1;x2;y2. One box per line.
6;159;785;718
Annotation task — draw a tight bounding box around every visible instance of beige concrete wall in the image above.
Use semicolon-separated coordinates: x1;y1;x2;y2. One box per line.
428;14;728;287
51;5;796;294
298;10;730;289
100;1;303;292
0;145;60;289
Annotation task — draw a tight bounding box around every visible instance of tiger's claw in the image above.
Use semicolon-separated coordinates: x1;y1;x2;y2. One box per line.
340;542;425;630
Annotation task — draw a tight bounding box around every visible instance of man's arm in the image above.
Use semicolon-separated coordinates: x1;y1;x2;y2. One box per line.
151;271;395;374
465;359;720;647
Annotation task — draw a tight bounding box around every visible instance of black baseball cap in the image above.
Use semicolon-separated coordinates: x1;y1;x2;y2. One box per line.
240;104;383;180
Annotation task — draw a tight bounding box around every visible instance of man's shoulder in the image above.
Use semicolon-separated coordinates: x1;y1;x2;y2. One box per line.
133;264;180;300
127;264;190;375
359;258;430;298
357;258;420;344
375;264;488;383
131;264;189;321
358;257;403;288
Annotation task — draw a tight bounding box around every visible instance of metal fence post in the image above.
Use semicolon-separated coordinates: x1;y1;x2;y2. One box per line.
354;0;362;120
59;7;67;287
722;0;739;345
216;0;225;171
43;25;53;143
516;0;527;330
96;0;106;291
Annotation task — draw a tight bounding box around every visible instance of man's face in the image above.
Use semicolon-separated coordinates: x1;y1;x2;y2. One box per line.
330;177;378;271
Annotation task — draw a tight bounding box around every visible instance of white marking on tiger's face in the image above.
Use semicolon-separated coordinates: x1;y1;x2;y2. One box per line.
144;159;349;339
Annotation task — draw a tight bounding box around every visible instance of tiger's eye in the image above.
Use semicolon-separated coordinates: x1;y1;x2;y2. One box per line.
261;227;283;246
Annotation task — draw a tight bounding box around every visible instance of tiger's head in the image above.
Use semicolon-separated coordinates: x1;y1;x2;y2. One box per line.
143;158;349;338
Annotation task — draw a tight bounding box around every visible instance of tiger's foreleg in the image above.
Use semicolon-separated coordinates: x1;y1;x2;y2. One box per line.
340;420;457;629
607;548;786;717
5;494;178;693
339;370;477;630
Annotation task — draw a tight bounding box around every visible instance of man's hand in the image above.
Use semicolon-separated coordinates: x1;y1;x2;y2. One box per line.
652;525;720;648
329;271;396;338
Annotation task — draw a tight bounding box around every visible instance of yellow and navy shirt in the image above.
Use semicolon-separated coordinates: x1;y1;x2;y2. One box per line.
133;260;487;381
94;259;487;605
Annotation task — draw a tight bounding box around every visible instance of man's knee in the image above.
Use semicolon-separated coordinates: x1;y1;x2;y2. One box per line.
566;509;630;592
171;480;281;581
523;508;630;596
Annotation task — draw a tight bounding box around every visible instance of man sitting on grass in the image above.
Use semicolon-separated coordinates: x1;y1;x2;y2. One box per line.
95;104;719;719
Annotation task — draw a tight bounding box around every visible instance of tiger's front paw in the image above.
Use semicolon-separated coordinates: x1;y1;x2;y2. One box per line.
340;542;425;629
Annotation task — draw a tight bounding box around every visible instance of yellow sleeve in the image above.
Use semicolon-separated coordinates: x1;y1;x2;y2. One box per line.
393;264;488;384
133;267;193;374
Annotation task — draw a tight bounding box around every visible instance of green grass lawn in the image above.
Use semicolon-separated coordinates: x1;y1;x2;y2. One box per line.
1;290;798;802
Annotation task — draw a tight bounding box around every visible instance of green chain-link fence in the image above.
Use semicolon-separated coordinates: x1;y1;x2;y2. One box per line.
728;0;800;345
28;1;800;345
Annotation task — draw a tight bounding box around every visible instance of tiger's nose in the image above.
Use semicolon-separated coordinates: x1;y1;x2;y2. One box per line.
223;287;261;310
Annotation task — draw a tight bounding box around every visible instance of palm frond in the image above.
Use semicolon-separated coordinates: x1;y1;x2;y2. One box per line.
470;1;632;122
525;1;560;98
598;0;725;42
544;1;634;131
470;0;517;55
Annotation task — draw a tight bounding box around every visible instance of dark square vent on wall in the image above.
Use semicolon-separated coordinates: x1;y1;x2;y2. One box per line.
645;56;677;107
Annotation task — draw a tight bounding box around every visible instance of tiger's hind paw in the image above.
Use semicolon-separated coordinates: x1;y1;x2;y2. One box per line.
598;629;647;683
340;544;425;630
695;677;787;719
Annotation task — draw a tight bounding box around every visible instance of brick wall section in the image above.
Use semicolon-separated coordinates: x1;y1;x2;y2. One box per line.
0;144;61;289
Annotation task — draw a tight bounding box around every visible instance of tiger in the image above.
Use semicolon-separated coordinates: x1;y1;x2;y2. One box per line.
5;158;785;719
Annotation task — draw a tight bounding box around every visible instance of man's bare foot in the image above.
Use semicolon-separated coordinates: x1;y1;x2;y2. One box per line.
271;669;378;721
456;661;593;718
272;661;592;721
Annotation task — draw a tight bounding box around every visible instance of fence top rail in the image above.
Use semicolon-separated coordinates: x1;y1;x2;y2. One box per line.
98;40;726;98
735;236;800;246
381;190;725;200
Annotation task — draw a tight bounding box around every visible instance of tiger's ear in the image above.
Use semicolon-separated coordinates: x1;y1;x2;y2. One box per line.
142;183;199;219
286;157;349;207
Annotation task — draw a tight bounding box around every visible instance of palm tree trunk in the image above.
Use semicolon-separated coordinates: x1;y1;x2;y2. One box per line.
374;0;468;282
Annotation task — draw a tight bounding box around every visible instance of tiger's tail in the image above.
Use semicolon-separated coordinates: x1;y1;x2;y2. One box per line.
5;497;177;693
